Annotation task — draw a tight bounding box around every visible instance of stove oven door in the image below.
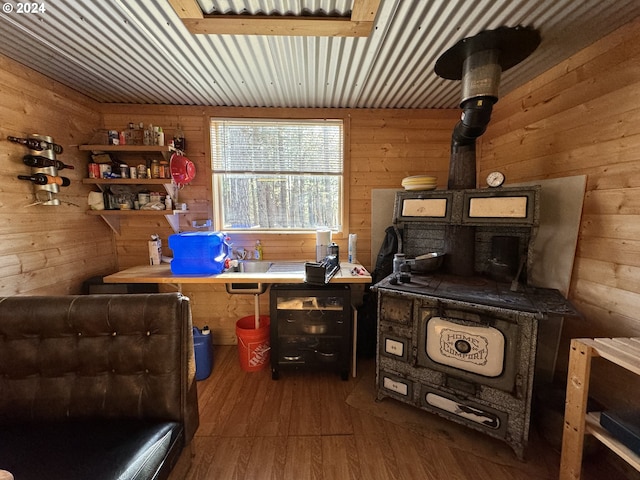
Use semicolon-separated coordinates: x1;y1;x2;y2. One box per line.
417;305;521;393
420;385;508;438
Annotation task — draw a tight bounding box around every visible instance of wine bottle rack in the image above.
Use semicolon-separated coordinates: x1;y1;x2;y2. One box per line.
26;134;61;206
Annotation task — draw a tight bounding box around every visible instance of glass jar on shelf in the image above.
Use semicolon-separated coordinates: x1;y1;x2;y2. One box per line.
150;158;160;179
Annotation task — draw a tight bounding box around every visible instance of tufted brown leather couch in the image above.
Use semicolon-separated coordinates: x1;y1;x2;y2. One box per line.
0;293;199;480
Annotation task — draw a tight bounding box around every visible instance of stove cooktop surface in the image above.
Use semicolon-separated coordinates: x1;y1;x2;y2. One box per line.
374;273;579;317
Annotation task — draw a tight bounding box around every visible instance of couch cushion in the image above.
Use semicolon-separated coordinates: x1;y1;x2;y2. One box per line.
0;419;183;480
0;294;194;426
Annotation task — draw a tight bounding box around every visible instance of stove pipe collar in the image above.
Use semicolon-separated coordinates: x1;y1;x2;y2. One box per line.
436;25;542;151
450;47;502;146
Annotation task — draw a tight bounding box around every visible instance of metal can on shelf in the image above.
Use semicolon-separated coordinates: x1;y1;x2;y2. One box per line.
88;163;100;179
159;160;170;179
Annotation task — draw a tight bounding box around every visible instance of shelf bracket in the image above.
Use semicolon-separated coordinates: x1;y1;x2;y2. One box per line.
163;182;179;202
165;213;181;233
99;214;122;235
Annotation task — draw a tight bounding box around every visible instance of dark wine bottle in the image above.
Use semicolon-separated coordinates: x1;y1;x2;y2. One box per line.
23;154;75;170
17;173;71;186
7;136;64;154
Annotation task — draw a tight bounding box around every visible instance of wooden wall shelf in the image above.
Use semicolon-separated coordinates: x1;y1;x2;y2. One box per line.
79;144;171;153
83;178;172;185
86;209;186;235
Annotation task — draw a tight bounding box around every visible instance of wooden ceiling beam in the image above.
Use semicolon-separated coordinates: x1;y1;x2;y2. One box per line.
182;16;373;37
169;0;379;37
167;0;202;19
351;0;381;22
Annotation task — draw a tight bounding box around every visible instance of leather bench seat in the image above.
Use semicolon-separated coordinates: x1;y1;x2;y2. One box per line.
0;293;200;480
0;419;184;480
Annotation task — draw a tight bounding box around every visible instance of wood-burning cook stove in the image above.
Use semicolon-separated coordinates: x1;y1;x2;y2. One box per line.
374;268;578;459
373;26;579;459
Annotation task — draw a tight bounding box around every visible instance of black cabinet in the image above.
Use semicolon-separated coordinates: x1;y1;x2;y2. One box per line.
270;284;351;380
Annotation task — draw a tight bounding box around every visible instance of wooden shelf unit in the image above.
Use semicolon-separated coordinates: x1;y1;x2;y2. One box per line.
560;337;640;479
79;144;171;154
79;145;183;235
83;178;171;185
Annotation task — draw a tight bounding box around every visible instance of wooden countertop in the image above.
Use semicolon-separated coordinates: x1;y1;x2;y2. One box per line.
103;263;371;285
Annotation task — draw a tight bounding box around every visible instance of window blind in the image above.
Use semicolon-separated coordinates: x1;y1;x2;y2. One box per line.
211;118;343;174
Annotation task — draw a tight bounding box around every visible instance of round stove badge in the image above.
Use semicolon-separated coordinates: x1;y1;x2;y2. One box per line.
440;329;489;366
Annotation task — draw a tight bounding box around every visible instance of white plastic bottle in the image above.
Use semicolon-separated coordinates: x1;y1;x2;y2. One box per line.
157;127;165;146
348;233;357;263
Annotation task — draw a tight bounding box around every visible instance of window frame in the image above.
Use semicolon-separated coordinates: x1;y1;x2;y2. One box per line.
210;115;350;236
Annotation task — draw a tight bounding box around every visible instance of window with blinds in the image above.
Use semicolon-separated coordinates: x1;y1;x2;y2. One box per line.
210;118;344;231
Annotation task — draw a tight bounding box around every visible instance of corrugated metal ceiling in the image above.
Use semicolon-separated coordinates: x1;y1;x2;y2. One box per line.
196;0;353;16
0;0;638;108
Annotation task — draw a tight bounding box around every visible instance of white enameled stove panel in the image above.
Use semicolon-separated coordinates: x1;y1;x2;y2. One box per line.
426;317;505;377
383;376;409;396
402;198;448;217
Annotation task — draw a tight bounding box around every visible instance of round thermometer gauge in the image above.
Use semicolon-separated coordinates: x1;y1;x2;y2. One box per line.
486;171;505;188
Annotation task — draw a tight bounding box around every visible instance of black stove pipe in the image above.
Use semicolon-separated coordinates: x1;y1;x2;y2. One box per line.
444;97;495;276
452;97;495;146
447;97;495;190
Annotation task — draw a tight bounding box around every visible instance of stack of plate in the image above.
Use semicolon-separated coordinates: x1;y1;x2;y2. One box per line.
401;175;438;191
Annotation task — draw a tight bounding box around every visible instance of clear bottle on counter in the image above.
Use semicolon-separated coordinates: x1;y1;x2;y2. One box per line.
393;253;406;274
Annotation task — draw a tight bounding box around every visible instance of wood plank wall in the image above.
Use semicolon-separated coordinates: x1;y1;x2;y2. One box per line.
100;105;457;343
0;55;117;296
479;16;640;410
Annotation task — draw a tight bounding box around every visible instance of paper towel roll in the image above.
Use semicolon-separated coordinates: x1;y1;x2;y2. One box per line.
316;229;332;261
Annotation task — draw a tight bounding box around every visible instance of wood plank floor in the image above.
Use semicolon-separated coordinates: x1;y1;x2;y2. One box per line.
176;346;634;480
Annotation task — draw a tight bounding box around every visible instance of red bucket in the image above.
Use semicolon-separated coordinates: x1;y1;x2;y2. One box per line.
235;315;270;372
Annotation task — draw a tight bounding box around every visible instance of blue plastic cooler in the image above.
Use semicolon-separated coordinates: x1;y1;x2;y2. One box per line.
169;231;230;275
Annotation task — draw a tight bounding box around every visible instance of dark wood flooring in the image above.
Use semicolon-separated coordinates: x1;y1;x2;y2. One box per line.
175;345;635;480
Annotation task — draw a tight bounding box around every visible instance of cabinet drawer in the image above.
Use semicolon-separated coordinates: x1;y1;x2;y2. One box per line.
380;333;410;362
276;316;347;336
420;384;508;437
379;371;413;400
379;293;413;325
